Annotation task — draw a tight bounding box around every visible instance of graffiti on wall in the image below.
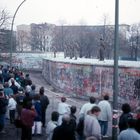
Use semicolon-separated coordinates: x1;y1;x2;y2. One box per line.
0;53;46;70
42;60;140;109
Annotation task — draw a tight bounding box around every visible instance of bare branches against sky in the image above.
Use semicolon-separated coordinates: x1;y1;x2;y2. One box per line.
0;0;139;26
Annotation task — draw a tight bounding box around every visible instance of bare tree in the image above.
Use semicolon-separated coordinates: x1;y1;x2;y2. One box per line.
30;23;50;52
0;9;11;29
129;23;140;60
17;30;30;52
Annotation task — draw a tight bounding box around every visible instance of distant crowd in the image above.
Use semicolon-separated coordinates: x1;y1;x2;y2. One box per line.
0;65;140;140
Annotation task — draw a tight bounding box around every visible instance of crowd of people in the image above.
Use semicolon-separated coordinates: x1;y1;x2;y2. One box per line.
0;65;49;140
0;65;140;140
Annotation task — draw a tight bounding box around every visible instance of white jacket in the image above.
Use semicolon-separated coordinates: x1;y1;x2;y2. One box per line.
98;100;112;121
84;114;101;140
79;102;97;117
46;120;58;140
8;97;17;110
57;102;70;115
8;78;20;88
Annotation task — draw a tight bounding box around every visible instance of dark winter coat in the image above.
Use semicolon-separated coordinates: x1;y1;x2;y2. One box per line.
52;122;76;140
40;95;49;111
119;113;133;132
0;97;8;115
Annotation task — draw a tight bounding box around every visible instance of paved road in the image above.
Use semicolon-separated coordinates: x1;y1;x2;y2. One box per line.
0;71;111;140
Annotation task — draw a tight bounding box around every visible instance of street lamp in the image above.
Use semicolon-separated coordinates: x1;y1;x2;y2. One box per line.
112;0;119;140
10;0;26;67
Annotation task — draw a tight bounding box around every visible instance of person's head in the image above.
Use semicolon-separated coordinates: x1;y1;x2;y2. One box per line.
25;74;29;78
127;118;136;128
25;101;32;109
28;80;32;86
18;87;24;94
70;106;77;115
31;84;36;90
3;82;9;88
26;85;31;93
39;87;44;95
61;97;66;102
89;96;96;104
25;92;30;97
51;111;59;122
91;106;101;116
11;78;15;85
122;103;131;113
62;114;70;124
103;94;109;100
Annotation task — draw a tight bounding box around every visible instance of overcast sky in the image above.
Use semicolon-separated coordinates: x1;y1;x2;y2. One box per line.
0;0;140;27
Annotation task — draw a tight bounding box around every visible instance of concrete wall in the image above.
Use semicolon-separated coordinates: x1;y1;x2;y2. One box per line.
0;52;64;70
42;58;140;109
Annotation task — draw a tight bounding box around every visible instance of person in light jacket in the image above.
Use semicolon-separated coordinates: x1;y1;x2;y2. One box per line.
84;106;101;140
98;94;112;136
57;97;70;125
118;118;140;140
46;111;59;140
8;95;17;123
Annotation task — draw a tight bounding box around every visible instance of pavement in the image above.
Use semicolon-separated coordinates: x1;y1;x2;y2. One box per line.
0;119;47;140
0;120;111;140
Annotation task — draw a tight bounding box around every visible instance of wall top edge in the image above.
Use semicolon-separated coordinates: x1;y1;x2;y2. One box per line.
43;58;140;68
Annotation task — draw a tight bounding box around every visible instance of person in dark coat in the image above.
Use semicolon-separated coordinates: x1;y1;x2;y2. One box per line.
23;74;31;88
39;86;49;127
118;118;140;140
119;103;133;132
70;106;77;130
23;92;32;108
52;114;76;140
99;38;105;61
0;91;8;132
135;107;140;133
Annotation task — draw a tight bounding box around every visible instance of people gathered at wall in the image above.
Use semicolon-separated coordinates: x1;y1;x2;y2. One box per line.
0;64;140;140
